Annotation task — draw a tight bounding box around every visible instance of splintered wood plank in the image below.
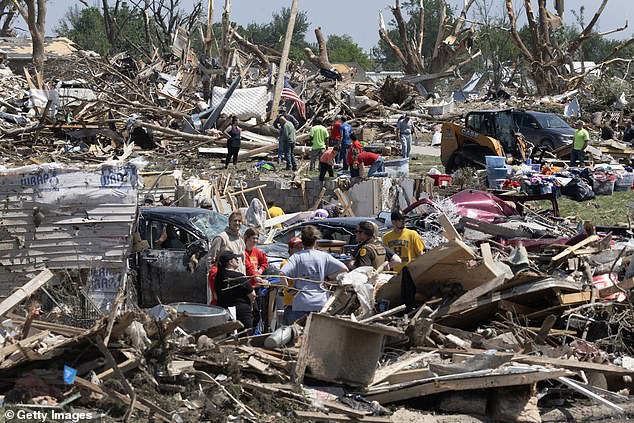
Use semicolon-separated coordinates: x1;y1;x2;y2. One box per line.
0;269;54;317
365;370;572;404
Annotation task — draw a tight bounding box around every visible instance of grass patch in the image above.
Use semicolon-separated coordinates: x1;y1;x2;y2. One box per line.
409;154;443;175
557;189;634;227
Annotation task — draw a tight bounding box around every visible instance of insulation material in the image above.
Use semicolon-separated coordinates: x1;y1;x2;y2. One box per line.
211;85;268;121
0;160;142;298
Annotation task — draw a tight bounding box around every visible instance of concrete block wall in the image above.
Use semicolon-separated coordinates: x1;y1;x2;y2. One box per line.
241;180;337;213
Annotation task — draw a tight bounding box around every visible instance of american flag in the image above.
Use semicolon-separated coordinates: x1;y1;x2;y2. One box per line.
281;85;306;119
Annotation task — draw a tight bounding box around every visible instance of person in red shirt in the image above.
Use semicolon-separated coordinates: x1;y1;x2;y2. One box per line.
319;145;340;181
346;133;364;177
357;152;386;177
329;116;342;147
244;228;268;288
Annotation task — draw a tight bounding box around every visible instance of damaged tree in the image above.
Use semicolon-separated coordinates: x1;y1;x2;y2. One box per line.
505;0;634;94
378;0;481;91
0;0;17;36
11;0;45;77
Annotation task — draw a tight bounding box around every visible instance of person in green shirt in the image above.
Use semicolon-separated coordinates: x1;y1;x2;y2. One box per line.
571;120;590;167
279;116;297;171
309;117;328;171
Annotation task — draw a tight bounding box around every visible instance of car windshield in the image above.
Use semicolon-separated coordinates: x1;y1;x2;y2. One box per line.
190;212;228;239
534;114;570;129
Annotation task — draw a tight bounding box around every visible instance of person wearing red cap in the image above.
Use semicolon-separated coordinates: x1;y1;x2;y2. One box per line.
281;237;303;325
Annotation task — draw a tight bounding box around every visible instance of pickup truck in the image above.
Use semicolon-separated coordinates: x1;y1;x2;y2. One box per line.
133;207;227;307
133;206;286;307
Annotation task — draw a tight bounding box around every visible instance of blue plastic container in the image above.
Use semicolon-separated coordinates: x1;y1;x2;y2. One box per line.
487;166;509;180
485;155;506;169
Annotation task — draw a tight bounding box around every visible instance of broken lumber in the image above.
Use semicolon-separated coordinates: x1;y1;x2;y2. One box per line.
0;269;54;317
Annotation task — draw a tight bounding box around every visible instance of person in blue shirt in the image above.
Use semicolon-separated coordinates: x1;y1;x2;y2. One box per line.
339;116;353;170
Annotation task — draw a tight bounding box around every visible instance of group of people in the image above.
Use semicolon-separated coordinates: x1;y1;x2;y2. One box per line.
601;119;634;145
572;118;634;167
311;116;387;181
206;207;426;333
221;106;414;177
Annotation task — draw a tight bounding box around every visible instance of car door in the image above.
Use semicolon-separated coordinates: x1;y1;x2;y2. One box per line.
515;113;539;144
137;219;209;307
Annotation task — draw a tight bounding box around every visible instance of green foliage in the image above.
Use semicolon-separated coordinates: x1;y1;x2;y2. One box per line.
372;0;450;71
55;5;153;58
326;35;373;70
238;7;310;61
55;6;110;55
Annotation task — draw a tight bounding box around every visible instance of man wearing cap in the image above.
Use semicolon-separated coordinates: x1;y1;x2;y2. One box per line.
571;120;590;167
349;221;387;270
382;211;425;273
281;237;303;325
281;225;348;322
396;114;414;159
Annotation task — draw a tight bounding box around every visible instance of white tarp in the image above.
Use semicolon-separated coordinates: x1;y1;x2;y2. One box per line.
211;85;268;121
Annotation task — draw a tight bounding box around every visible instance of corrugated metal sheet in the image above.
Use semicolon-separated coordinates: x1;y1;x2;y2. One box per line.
0;162;139;298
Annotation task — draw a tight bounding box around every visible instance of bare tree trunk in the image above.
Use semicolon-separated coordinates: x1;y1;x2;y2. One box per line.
11;0;45;78
204;0;214;58
303;27;333;70
378;0;478;92
232;27;270;72
505;0;621;95
0;0;16;36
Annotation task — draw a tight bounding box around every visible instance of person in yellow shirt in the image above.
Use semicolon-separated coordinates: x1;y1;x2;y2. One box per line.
267;201;285;229
382;210;425;273
281;237;303;325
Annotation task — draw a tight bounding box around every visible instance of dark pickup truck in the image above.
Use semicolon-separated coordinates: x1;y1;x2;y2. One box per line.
133;207;228;307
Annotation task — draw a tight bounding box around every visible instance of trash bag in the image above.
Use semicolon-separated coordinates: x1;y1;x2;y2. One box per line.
561;177;595;201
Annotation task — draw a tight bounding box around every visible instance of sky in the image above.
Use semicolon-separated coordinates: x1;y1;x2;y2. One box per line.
33;0;634;52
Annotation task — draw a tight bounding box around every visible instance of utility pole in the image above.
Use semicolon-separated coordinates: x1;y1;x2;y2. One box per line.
269;0;299;121
204;0;214;58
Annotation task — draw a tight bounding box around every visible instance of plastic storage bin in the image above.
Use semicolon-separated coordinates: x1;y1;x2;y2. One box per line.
593;179;615;195
385;158;409;177
487;166;509;182
615;173;634;191
485;155;506;169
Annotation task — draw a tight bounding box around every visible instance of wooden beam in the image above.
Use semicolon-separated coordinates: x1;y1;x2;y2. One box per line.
366;370;571;404
0;269;54;317
269;0;300;121
550;235;600;265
